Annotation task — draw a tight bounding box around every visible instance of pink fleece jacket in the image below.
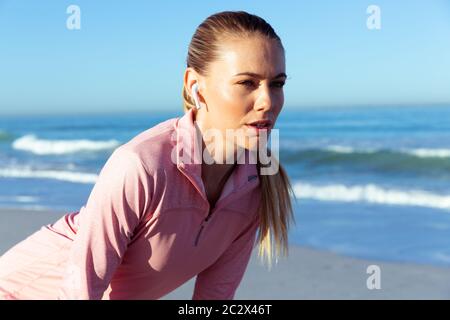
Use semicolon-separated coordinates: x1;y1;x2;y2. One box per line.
0;109;262;300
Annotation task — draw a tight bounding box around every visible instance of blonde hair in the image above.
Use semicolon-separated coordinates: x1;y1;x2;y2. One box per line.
181;11;296;269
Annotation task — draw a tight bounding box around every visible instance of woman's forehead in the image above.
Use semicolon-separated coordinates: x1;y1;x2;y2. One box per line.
213;38;285;77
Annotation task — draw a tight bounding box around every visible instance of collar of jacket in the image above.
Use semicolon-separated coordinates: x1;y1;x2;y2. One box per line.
174;108;260;202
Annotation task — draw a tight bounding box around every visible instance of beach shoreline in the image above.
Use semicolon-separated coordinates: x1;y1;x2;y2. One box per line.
1;207;449;299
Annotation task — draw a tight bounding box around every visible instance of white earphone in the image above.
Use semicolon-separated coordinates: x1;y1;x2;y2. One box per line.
191;83;202;110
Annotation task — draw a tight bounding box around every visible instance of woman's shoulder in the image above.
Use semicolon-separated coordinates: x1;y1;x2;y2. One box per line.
115;116;180;174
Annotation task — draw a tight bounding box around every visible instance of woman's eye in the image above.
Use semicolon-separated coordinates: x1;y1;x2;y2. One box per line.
272;81;285;88
239;80;256;88
238;80;285;89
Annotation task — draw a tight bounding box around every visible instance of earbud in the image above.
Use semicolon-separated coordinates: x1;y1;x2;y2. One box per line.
191;83;201;110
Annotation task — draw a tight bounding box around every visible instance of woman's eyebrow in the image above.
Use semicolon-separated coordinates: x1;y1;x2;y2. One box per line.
233;72;287;79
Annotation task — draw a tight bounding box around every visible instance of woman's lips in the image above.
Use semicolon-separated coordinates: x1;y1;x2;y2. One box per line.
245;124;271;136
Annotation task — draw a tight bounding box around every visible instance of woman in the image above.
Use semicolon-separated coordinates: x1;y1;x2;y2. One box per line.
0;10;295;300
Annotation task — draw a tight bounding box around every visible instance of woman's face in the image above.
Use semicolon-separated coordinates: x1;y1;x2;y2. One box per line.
186;36;286;161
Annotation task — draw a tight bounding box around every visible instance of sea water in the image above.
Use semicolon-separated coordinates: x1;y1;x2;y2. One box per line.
1;105;449;266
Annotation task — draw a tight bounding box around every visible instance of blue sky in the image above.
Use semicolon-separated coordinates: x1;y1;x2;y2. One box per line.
0;0;449;115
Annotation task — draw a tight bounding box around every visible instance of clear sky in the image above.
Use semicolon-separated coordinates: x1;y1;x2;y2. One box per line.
0;0;449;115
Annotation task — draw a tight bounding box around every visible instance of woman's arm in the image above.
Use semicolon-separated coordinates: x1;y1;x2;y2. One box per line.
192;214;260;300
58;147;153;300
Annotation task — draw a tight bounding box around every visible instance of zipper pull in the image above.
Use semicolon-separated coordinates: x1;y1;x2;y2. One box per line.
194;222;205;247
194;208;212;246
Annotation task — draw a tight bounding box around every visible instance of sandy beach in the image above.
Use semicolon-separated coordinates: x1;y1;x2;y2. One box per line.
1;207;449;300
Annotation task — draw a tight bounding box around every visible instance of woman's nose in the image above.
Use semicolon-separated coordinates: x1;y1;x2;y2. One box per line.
254;85;274;112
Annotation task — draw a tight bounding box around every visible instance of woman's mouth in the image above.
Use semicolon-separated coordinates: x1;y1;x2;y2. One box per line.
245;120;272;136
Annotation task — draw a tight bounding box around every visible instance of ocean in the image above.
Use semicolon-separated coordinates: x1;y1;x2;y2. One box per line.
1;105;450;267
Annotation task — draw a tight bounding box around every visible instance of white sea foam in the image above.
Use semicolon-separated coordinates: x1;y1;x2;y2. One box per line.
15;196;39;203
0;195;39;203
293;182;450;211
12;134;120;155
326;145;450;158
0;167;97;184
8;205;51;211
325;145;360;153
284;142;450;159
402;148;450;158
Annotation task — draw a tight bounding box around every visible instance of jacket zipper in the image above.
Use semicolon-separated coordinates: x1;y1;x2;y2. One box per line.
181;171;213;246
193;180;257;247
194;218;206;246
194;206;213;246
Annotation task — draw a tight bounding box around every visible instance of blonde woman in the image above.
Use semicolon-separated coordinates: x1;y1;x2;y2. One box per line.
0;10;295;300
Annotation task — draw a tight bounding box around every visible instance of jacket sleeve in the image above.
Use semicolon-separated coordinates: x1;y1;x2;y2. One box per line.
192;214;260;300
58;147;153;300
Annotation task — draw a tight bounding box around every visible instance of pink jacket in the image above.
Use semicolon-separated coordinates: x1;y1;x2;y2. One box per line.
0;109;261;300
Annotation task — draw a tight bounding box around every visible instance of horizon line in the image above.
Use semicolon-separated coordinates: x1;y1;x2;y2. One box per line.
1;102;450;117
